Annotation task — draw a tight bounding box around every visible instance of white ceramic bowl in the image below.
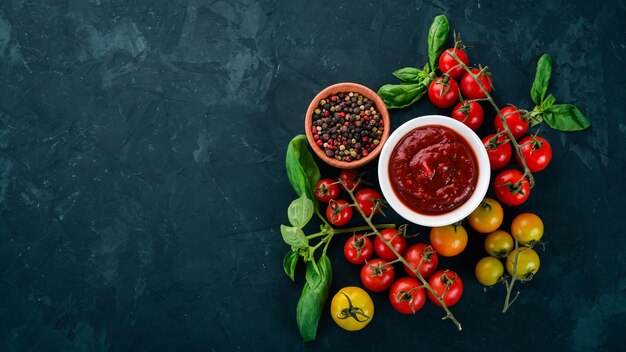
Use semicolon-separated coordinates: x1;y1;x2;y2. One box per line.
377;115;490;227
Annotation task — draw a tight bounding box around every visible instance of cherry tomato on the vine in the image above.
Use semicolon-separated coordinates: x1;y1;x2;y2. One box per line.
344;234;373;264
493;169;531;206
389;277;426;314
451;101;484;131
338;169;362;192
427;270;464;307
484;230;514;258
314;178;340;203
360;258;395;292
460;68;492;99
516;136;552;172
482;134;512;170
475;257;504;286
330;286;374;331
355;188;382;217
326;199;353;226
428;75;460;109
495;106;529;139
439;48;469;79
374;228;407;260
511;213;544;245
403;243;438;279
467;198;504;233
430;224;468;257
506;247;540;280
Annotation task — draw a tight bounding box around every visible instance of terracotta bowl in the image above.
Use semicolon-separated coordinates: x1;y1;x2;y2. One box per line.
305;82;390;169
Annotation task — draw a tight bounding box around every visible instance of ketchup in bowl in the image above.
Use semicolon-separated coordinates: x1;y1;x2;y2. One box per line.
388;125;477;215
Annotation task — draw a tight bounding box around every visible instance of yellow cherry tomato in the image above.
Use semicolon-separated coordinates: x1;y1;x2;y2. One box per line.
506;247;541;280
467;198;504;233
511;213;544;245
475;257;504;286
430;224;468;257
330;286;374;331
484;230;514;258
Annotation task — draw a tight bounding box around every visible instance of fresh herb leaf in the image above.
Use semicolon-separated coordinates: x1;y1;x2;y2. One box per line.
544;104;590;131
285;135;320;200
280;225;308;249
531;54;553;105
427;15;450;72
392;67;426;82
377;83;428;109
296;255;332;342
283;251;299;281
287;193;314;228
540;93;556;110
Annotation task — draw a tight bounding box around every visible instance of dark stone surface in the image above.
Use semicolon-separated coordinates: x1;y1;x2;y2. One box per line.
1;0;625;350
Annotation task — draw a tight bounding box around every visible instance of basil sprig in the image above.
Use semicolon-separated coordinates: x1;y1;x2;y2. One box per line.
282;135;333;342
529;54;590;131
377;15;450;109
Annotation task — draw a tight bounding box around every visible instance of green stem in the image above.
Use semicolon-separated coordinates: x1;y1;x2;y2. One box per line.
306;231;326;240
332;224;395;235
502;237;521;313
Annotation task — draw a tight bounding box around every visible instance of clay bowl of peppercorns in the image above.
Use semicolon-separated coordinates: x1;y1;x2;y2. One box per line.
305;82;390;169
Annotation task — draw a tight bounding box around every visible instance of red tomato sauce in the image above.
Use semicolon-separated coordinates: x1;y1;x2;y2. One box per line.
389;125;477;215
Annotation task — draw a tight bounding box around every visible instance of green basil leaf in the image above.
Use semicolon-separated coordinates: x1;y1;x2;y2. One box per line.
296;255;332;342
531;54;552;105
540;93;556;110
283;251;299;281
545;104;591;131
287;193;314;228
392;67;424;82
280;225;308;249
427;15;450;72
377;83;427;109
285;135;320;200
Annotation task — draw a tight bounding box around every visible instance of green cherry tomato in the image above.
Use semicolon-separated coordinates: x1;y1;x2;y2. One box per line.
475;257;504;286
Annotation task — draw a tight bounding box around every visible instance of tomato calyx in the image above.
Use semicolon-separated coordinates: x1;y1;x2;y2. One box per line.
486;133;509;150
478;200;492;211
336;292;371;323
350;234;367;258
367;260;391;277
452;221;464;232
437;74;453;98
329;199;351;216
394;287;424;314
501;180;527;196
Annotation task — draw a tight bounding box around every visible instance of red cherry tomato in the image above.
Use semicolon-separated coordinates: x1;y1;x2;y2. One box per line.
344;234;373;264
438;48;469;79
427;270;464;307
403;243;438;279
495;106;529;139
428;75;460;109
482;134;512;170
516;136;553;172
493;169;531;206
314;178;340;203
460;68;492;99
389;277;426;314
360;258;395;292
326;199;353;226
374;228;407;261
451;101;484;131
338;170;362;192
355;188;382;217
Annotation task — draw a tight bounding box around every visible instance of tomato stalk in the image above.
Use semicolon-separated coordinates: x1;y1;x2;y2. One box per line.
446;51;536;188
340;180;463;331
502;237;521;313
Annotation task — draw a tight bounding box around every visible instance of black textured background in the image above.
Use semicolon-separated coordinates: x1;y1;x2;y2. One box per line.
1;0;625;351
